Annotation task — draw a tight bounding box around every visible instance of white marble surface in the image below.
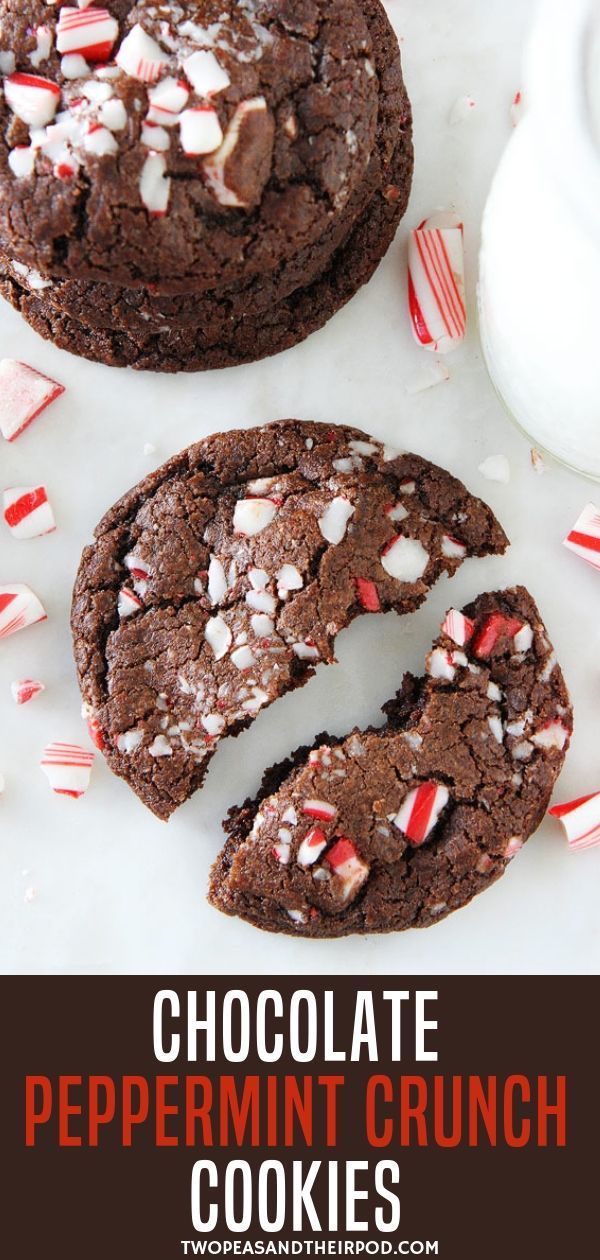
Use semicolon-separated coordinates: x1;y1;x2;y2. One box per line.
1;0;599;976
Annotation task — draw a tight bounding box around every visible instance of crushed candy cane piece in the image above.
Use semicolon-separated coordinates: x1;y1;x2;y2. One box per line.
116;22;168;83
183;50;230;97
550;792;600;851
302;799;337;822
3;486;55;538
297;827;328;867
563;503;600;571
381;535;429;582
11;678;45;705
40;742;94;798
139;152;171;216
56;6;118;62
179;106;223;156
394;782;450;845
427;648;456;681
478;454;510;483
441;534;466;559
118;587;143;618
354;577;380;611
408;212;466;353
234;497;278;537
472;612;523;659
147;77;189;125
324;838;369;902
0;360;64;441
318;496;354;545
4;72;61;126
0;584;46;638
205;615;232;660
530;721;569;751
442;608;474;646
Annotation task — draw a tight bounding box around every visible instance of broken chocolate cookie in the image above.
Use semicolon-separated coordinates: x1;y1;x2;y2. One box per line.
71;420;508;819
209;587;572;936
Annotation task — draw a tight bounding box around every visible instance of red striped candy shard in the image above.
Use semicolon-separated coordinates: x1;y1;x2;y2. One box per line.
116;23;168;83
442;608;474;646
40;742;95;798
324;838;369;902
472;612;524;659
408;211;466;353
297;827;328;867
302;798;337;822
0;585;47;639
11;678;45;705
4;73;61;126
394;781;450;845
0;360;65;441
3;486;55;539
563;503;600;571
549;792;600;851
56;7;118;62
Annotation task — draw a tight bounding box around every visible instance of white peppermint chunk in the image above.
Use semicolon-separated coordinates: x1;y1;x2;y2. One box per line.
148;735;172;757
139;151;170;215
514;623;533;653
208;556;228;606
231;645;256;671
183;50;230;96
381;536;429;582
318;496;354;545
202;713;225;737
251;613;274;637
277;564;303;596
179;106;223;156
234;498;278;537
205;615;232;660
246;589;277;614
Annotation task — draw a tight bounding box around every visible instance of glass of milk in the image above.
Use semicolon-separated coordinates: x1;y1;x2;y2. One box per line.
479;0;600;479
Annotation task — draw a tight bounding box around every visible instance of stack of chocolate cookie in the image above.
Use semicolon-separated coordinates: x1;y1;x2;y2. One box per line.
0;0;413;372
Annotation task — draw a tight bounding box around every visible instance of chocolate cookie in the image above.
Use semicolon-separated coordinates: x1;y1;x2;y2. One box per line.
0;0;410;331
0;0;399;294
0;136;410;370
209;587;573;937
71;420;508;819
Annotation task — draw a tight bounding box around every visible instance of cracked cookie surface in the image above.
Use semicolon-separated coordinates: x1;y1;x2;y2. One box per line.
71;420;508;818
209;587;572;936
0;0;399;293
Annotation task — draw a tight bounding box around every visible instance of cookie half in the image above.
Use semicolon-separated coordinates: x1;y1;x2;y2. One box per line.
71;420;508;819
209;587;573;936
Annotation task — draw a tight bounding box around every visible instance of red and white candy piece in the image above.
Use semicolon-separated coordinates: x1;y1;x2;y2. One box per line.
233;497;278;537
550;792;600;851
0;585;47;638
324;837;369;903
139;151;171;216
472;612;524;659
147;77;189;126
116;23;168;84
297;826;328;867
11;678;45;705
179;106;223;156
394;781;450;845
3;73;61;127
302;799;337;822
442;608;474;647
117;586;143;618
408;211;466;353
3;486;56;539
203;97;267;207
56;6;118;62
563;503;600;572
0;359;65;442
40;742;94;798
183;50;230;97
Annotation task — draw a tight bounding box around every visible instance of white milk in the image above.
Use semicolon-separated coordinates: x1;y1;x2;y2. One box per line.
479;0;600;479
